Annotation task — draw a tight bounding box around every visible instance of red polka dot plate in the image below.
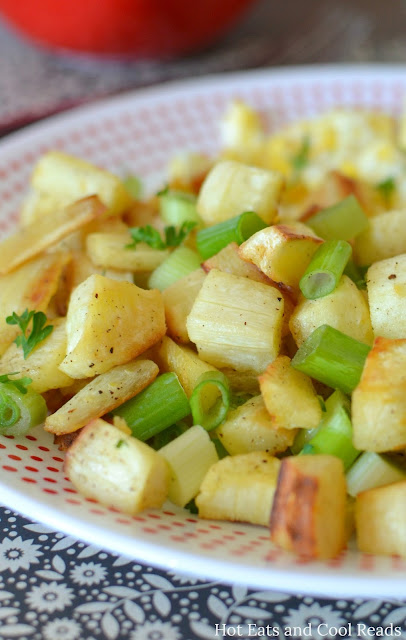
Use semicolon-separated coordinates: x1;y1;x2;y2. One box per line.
0;65;405;598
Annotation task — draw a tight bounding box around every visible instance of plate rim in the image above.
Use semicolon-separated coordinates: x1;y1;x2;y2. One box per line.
1;63;406;598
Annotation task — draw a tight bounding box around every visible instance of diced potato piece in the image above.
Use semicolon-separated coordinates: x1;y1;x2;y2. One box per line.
162;268;206;343
168;152;212;191
20;189;63;226
259;355;322;430
158;425;218;507
186;269;284;374
0;196;106;275
196;451;281;526
197;160;283;225
367;254;406;339
270;455;347;559
239;223;323;289
352;337;406;452
216;395;296;456
64;418;169;515
86;232;170;272
157;336;218;398
355;481;406;557
0;318;73;393
220;100;265;152
67;250;132;296
289;275;374;347
32;150;132;216
202;242;271;284
45;359;158;435
0;251;69;356
59;274;166;378
354;210;406;265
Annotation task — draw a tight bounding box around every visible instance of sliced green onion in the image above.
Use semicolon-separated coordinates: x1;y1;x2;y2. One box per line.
158;188;200;226
291;324;371;394
0;382;47;436
123;175;143;199
306;195;369;241
344;259;368;290
148;246;201;291
190;371;231;431
346;451;406;497
112;372;190;441
196;211;267;260
299;239;352;299
300;390;359;470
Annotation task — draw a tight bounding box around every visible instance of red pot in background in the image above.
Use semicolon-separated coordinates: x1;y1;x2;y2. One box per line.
0;0;257;59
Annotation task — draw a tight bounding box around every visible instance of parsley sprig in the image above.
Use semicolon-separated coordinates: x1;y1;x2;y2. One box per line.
126;221;197;251
0;373;32;394
6;309;54;359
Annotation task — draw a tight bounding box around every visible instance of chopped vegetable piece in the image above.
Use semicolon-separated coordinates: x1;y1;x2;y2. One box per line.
158;187;200;225
291;324;371;394
291;135;310;172
196;211;267;260
190;370;231;431
300;390;360;470
299;240;352;299
112;372;190;441
6;309;53;359
148;246;201;291
123;174;143;199
346;451;406;497
0;381;47;436
306;195;369;241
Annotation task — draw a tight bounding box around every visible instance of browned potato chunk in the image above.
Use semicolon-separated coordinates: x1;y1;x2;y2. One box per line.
59;274;166;378
355;481;406;557
270;455;347;559
352;337;406;452
64;418;169;515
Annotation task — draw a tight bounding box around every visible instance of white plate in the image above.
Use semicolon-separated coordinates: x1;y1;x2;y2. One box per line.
1;65;406;599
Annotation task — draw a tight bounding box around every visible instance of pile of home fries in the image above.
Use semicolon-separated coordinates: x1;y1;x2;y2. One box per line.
1;100;406;561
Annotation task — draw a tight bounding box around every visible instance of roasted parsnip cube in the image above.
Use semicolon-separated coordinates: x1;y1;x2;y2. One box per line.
196;451;281;526
186;269;284;374
239;222;323;289
216;395;296;456
0;318;73;393
162;268;206;343
32;150;132;216
157;336;218;398
354;209;406;266
367;254;406;339
202;242;271;284
86;232;170;272
259;355;322;430
220;100;265;161
352;337;406;452
64;418;169;515
355;481;406;557
159;425;218;507
270;455;347;559
0;196;106;275
59;274;166;378
197;160;283;225
289;275;374;347
0;251;69;356
45;359;159;435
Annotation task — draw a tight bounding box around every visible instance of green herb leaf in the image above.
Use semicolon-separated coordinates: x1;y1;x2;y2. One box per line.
126;225;166;250
0;373;32;394
376;176;396;204
291;136;311;172
126;221;196;251
116;438;128;449
6;309;53;359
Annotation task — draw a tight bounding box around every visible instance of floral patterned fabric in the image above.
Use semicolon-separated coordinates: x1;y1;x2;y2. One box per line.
0;508;405;640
